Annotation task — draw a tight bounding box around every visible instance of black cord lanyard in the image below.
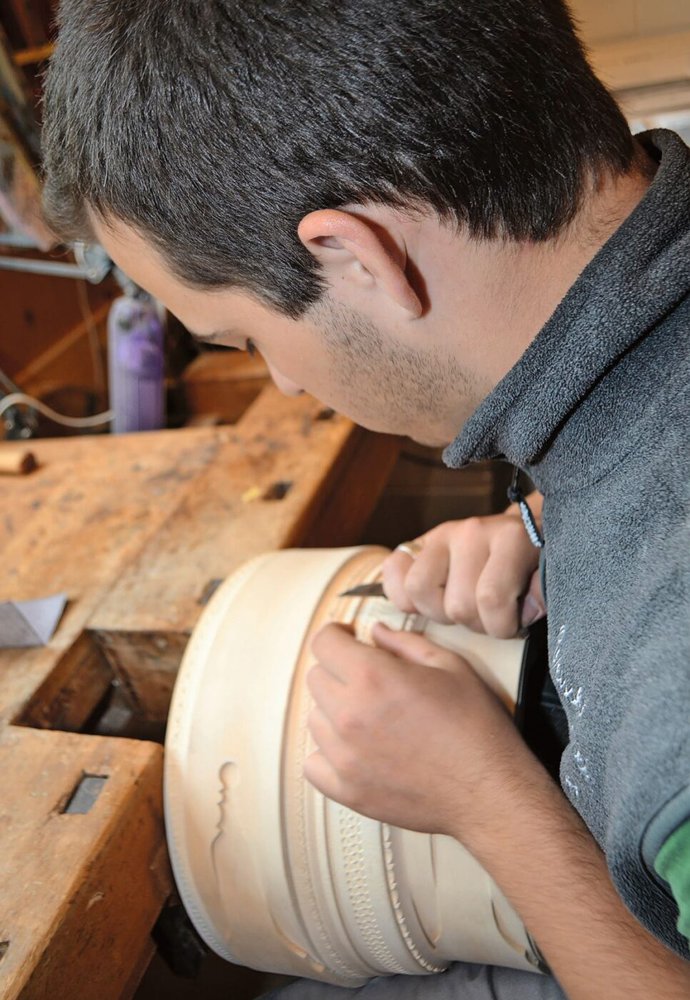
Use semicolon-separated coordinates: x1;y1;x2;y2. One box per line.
507;468;545;549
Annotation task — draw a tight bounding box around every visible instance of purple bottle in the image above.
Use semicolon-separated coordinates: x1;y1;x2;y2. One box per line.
107;295;165;433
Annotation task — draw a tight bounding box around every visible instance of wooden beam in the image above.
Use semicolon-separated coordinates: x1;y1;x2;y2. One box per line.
0;727;171;1000
13;42;54;67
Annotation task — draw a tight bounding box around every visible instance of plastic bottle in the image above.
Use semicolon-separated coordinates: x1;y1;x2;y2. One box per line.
107;294;165;433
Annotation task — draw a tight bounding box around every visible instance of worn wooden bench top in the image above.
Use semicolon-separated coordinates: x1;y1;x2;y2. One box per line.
0;386;399;999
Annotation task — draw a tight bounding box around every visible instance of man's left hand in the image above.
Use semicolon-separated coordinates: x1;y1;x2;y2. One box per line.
304;621;537;846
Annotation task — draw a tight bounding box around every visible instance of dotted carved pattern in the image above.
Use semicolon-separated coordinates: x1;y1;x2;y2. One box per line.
337;807;409;973
381;825;447;974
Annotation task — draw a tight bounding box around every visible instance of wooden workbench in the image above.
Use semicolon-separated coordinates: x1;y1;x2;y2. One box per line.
0;387;399;999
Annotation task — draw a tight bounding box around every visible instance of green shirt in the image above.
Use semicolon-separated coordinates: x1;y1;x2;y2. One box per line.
655;819;690;946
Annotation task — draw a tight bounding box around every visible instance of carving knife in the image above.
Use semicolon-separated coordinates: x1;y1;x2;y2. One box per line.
340;542;421;598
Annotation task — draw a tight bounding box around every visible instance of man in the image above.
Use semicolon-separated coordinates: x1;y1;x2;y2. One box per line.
42;2;690;997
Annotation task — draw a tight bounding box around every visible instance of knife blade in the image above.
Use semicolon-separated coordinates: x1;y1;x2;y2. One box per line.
339;582;386;598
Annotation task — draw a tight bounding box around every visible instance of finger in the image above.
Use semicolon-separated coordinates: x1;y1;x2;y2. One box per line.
441;540;490;632
403;539;451;622
381;548;417;612
311;622;365;682
303;749;342;802
372;623;467;675
306;663;349;721
474;528;540;638
519;568;546;628
306;704;339;751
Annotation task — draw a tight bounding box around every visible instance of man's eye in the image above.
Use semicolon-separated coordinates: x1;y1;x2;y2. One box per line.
246;339;257;357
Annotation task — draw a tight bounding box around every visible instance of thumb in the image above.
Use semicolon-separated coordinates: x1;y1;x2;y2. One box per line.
371;623;468;675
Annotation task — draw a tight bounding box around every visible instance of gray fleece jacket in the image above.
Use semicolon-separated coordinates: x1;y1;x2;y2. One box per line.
444;130;690;958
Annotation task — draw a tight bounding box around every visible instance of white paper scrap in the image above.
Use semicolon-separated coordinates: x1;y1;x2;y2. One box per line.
0;594;68;648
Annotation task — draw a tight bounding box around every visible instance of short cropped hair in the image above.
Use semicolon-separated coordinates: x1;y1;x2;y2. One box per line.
43;0;634;316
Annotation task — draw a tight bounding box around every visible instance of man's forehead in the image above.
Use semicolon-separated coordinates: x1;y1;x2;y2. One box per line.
89;212;277;339
90;213;207;315
90;212;166;279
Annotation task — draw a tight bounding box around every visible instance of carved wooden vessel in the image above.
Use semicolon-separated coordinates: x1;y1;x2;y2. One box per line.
165;547;542;986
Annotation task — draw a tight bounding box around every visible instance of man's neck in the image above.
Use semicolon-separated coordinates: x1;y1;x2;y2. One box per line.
427;142;658;410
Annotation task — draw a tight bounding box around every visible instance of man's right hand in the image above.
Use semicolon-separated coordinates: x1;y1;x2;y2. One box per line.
381;494;546;637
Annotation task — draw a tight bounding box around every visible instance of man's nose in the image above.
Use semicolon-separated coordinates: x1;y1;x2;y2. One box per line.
265;361;303;397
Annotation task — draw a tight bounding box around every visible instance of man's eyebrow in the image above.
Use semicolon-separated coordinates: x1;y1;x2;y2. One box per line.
189;328;238;343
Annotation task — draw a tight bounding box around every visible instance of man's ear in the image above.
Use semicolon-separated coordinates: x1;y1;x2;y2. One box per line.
297;209;422;318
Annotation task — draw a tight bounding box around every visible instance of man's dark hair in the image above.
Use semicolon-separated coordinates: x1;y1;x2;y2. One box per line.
43;0;634;317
